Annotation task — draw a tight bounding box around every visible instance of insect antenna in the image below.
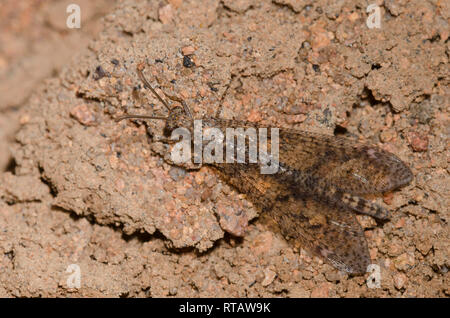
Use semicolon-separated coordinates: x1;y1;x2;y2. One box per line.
115;114;167;122
139;64;193;119
137;68;171;112
160;90;193;120
116;65;193;122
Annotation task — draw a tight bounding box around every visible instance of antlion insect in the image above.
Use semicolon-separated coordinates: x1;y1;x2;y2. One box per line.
116;63;413;274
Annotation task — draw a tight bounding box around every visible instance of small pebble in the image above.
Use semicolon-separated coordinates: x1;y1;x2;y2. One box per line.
70;104;97;126
408;131;428;152
94;65;107;80
183;55;195;68
261;268;276;287
181;46;195;56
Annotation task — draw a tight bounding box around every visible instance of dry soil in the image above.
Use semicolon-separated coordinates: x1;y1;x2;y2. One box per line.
0;0;448;297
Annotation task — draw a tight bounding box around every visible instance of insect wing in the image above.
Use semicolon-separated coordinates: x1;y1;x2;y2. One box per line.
213;163;371;274
277;129;413;195
271;195;371;274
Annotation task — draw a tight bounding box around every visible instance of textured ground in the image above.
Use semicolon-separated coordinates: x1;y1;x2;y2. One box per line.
0;0;448;297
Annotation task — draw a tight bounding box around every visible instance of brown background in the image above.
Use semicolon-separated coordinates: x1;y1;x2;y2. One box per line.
0;0;448;297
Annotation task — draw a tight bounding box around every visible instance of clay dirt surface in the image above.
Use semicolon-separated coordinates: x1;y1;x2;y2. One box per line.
0;0;448;297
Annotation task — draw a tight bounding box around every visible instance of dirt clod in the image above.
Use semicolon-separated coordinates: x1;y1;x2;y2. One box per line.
0;0;448;297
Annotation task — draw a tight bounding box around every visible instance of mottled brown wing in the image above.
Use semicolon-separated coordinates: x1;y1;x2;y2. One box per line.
270;195;370;274
209;118;413;195
277;129;413;195
213;163;371;274
212;163;281;212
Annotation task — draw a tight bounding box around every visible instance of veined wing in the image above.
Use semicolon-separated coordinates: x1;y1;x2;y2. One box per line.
278;129;413;195
205;117;413;195
270;194;370;274
212;163;371;274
